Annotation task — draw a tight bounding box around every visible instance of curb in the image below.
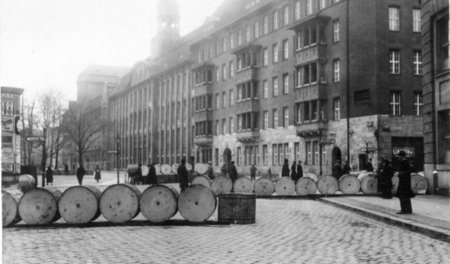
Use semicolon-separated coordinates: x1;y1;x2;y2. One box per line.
319;198;450;243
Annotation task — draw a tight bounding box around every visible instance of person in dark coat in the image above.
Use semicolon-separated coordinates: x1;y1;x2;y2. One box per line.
332;160;342;180
281;159;290;177
396;151;414;214
297;160;303;181
147;162;157;185
229;161;238;191
250;164;257;182
46;166;53;186
207;162;215;180
135;163;143;185
94;164;101;183
76;164;85;185
342;161;351;175
178;159;189;192
366;159;374;172
290;161;297;182
379;159;394;199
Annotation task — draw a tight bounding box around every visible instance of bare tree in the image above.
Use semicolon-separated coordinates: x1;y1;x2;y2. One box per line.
20;97;39;166
61;105;105;165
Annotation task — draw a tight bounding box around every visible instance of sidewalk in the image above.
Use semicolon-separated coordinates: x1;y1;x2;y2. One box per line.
320;195;450;242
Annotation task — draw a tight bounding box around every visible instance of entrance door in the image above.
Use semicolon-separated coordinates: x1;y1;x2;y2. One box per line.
332;147;342;166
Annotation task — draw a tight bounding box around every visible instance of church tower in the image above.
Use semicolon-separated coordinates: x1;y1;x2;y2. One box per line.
151;0;180;58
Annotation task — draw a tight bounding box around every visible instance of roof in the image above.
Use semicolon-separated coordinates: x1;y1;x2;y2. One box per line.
78;65;130;79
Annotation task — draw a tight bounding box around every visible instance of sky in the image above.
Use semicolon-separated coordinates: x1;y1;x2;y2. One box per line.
0;0;224;103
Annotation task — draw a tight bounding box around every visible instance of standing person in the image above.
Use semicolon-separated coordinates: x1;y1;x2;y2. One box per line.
207;162;215;180
342;161;351;175
178;159;189;192
366;159;374;172
281;159;290;177
76;164;85;185
297;161;304;181
94;164;101;183
290;161;297;182
332;160;342;180
147;162;157;185
250;164;257;182
46;166;53;186
380;159;394;199
396;151;414;214
229;161;238;192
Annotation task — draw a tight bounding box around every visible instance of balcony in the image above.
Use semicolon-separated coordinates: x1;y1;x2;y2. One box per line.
236;98;260;114
295;44;327;66
295;120;327;137
294;83;327;102
193;83;213;97
236;67;258;84
194;135;213;147
236;129;260;143
193;109;213;122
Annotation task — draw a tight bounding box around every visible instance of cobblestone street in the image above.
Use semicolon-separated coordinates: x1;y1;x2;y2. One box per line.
3;199;450;264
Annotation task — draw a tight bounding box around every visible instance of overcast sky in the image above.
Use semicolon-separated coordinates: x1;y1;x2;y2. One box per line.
0;0;223;103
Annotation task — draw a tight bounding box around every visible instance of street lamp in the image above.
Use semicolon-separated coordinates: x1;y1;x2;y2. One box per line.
115;135;121;184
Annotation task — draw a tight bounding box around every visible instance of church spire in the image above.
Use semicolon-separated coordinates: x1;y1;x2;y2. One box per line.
151;0;180;58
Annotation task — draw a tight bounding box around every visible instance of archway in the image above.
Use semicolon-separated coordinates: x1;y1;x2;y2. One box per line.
331;147;342;166
223;147;232;164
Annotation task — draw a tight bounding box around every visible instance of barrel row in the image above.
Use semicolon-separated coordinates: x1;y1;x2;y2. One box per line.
2;184;216;227
198;172;429;196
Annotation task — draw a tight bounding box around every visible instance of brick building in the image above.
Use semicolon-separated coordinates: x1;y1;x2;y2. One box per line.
421;0;449;194
105;0;425;176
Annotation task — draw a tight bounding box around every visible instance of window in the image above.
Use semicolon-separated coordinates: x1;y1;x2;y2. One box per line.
222;91;227;108
296;34;302;50
413;51;422;75
230;33;235;49
295;103;302;123
230;117;234;133
333;98;340;121
215;120;219;135
333;59;340;82
229;89;234;106
320;0;327;9
273;109;278;128
222;64;227;81
296;67;303;87
263;15;269;34
237;147;241;166
273;10;279;30
254;21;260;38
282;39;289;60
389;7;400;31
215;94;220;109
313;141;319;165
273;77;279;96
294;1;301;21
413;9;421;33
306;0;313;16
306;141;312;165
272;43;279;63
216;67;220;82
283;6;289;26
263;145;268;165
283;107;289;127
222;119;226;134
272;144;277;165
354;90;370;104
237;29;243;46
263;80;269;98
223;37;228;52
390;91;401;116
414;93;423;116
333;20;340;42
263;111;268;130
283;74;289;94
246;25;252;43
389;50;400;74
229;61;235;78
263;48;269;66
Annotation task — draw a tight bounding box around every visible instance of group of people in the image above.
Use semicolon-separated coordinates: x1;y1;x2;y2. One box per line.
331;160;352;180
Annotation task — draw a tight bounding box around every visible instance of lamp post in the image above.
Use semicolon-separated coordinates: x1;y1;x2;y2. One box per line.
115;135;121;184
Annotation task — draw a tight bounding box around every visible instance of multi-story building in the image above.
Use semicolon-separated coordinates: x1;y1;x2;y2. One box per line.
422;0;449;195
105;0;425;176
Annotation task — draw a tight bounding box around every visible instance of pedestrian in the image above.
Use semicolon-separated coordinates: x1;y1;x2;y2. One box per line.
207;162;215;180
342;161;351;175
396;151;414;214
46;165;53;186
380;159;394;199
366;158;374;172
178;159;189;192
267;168;273;180
147;162;157;185
250;164;257;182
297;160;303;180
76;164;85;185
281;159;290;177
229;161;238;191
290;161;297;182
94;164;101;183
332;160;342;180
136;163;143;185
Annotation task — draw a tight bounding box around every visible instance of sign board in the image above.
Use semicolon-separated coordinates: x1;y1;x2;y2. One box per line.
361;147;377;152
108;150;119;154
26;136;44;143
320;139;336;145
392;147;415;157
1;116;14;132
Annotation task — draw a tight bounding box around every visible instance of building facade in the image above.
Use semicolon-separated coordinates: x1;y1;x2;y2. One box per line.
102;0;425;177
422;0;449;194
